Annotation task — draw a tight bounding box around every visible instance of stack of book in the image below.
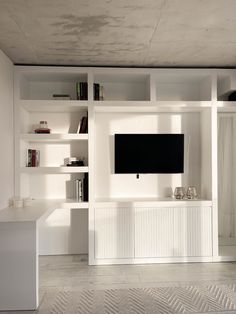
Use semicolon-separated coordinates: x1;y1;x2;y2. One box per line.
76;82;88;100
27;149;40;167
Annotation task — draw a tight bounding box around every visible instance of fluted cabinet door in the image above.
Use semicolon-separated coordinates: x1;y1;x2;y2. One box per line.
135;207;174;258
173;206;212;257
135;206;212;258
94;207;134;259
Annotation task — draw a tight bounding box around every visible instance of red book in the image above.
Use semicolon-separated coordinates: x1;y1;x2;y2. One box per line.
31;150;36;167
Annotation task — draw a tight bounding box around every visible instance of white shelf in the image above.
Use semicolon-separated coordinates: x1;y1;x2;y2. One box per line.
154;101;212;107
94;100;212;106
94;197;212;208
93;100;151;106
217;101;236;112
61;199;89;209
94;101;212;113
18;100;88;112
20;166;89;174
20;133;88;142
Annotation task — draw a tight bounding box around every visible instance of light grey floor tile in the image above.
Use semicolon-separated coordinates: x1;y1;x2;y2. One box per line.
32;255;236;312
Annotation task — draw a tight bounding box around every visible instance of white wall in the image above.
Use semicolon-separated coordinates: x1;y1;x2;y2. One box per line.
0;50;14;209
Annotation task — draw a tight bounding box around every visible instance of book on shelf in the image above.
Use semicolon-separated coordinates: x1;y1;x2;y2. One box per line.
83;173;89;201
78;116;88;133
76;82;88;100
76;82;104;100
52;94;71;100
94;83;99;100
27;149;40;167
94;83;104;100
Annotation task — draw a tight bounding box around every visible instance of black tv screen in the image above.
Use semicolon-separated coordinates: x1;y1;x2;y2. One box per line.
115;134;184;174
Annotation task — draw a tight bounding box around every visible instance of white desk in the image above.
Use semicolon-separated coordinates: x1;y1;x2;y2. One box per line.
0;200;61;311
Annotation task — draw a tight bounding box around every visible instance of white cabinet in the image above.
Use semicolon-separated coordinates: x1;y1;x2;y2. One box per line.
94;207;134;259
173;206;212;257
135;207;174;258
94;205;212;260
135;206;212;258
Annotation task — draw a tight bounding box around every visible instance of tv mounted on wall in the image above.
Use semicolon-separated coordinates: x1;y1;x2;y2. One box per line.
115;134;184;174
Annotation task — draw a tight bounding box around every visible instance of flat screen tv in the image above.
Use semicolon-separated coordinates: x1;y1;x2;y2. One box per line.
115;134;184;174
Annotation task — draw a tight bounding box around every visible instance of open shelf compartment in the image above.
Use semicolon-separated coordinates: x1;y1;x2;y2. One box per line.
154;74;212;101
19;71;88;101
93;72;151;101
93;108;212;202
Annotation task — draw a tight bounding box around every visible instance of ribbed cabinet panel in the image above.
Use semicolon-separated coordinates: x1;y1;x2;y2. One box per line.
94;206;212;259
135;207;174;257
173;206;212;257
135;206;212;258
94;207;134;259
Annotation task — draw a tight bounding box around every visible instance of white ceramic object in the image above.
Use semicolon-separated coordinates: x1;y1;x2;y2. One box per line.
13;198;23;208
23;198;33;207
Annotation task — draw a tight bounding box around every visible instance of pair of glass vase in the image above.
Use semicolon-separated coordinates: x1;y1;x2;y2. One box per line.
174;186;198;200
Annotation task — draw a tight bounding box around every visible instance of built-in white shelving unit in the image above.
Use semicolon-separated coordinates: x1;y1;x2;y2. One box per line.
8;65;236;313
13;66;236;265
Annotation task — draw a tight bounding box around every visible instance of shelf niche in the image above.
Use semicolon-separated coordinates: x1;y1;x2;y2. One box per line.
19;72;88;101
217;74;236;100
94;109;212;201
19;173;88;201
155;74;212;101
93;73;150;101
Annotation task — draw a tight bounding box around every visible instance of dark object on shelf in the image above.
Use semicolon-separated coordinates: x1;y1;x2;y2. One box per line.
66;160;84;167
94;83;100;100
76;82;88;100
35;129;51;134
52;94;71;100
93;83;104;100
228;91;236;101
79;116;88;133
65;157;85;167
35;121;51;134
83;173;89;201
27;149;40;167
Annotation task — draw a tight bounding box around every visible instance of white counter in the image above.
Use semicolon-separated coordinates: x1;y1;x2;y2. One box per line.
0;200;62;311
0;200;60;222
0;199;89;223
94;197;212;208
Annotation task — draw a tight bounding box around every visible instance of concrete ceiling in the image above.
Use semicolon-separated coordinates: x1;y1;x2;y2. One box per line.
0;0;236;67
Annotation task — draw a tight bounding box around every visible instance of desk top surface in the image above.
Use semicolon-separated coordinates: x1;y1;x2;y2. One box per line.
0;200;61;222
